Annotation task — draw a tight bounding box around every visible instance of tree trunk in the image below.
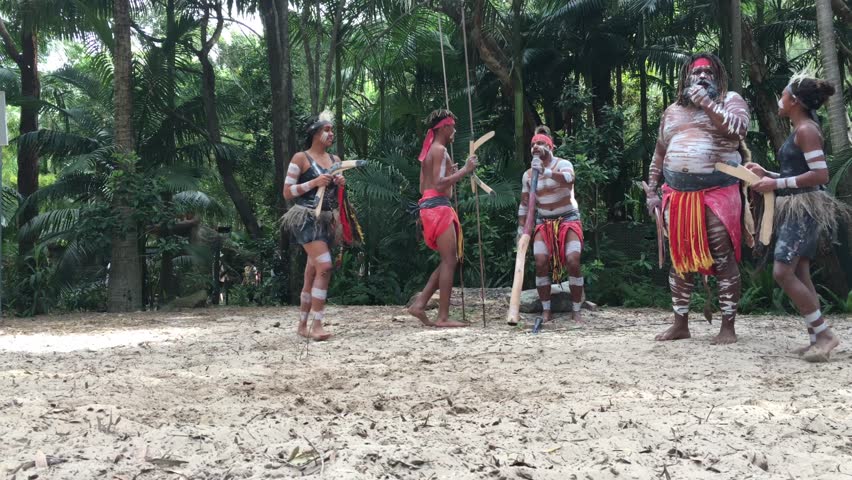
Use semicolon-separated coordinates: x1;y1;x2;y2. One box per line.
589;66;613;127
512;0;524;166
640;55;649;179
615;64;623;107
261;0;293;216
161;0;178;302
320;0;345;113
731;0;743;92
196;7;261;239
16;28;39;254
301;0;319;115
456;0;536;155
108;0;143;312
718;0;732;82
742;21;786;154
816;0;850;157
335;28;344;158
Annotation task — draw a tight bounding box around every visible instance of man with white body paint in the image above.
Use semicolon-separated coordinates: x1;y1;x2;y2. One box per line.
517;126;585;324
281;111;362;341
643;53;750;344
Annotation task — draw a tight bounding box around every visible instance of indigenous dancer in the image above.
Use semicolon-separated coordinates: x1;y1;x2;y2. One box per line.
643;52;750;344
281;111;363;341
517;126;585;324
746;76;850;362
408;109;478;327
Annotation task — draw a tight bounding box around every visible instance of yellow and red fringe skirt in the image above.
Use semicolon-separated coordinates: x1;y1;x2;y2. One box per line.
662;183;742;275
534;218;583;283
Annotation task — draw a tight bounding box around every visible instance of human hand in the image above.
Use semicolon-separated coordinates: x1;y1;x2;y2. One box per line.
687;84;710;106
312;174;334;188
751;177;777;193
745;162;768;178
531;156;543;173
464;155;478;174
333;175;346;186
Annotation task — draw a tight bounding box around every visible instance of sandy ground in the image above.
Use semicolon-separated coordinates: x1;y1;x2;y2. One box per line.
1;293;851;480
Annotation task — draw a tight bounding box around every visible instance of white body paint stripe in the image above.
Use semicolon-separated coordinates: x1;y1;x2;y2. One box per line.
566;241;582;254
311;288;327;300
804;150;824;160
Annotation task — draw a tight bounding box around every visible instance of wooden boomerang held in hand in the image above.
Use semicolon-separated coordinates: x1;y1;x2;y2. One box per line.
313;160;368;217
714;161;774;246
468;131;495;195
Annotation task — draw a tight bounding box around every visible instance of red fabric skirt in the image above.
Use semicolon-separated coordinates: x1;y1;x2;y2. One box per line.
419;189;463;259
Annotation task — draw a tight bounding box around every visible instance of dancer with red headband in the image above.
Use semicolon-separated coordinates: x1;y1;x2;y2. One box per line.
408;109;478;327
644;53;750;344
513;126;585;326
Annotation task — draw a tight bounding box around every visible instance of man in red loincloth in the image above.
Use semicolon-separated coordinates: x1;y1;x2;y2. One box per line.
408;109;477;327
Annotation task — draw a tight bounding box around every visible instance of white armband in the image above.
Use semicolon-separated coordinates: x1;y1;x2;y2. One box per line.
803;150;824;161
808;161;827;170
775;177;798;189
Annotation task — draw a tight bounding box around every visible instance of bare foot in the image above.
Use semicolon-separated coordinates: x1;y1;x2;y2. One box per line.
434;319;467;328
802;331;839;363
655;317;691;341
309;320;333;341
408;305;435;327
792;343;813;355
297;320;309;338
572;310;587;325
542;309;553;323
710;319;737;345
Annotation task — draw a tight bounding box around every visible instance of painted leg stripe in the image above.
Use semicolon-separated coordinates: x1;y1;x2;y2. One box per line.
541;300;551;311
572;302;582;312
316;252;332;264
804;310;821;324
300;292;312;303
311;288;327;300
568;276;584;286
533;241;549;256
536;276;551;287
566;241;582;254
311;310;324;321
673;305;689;315
812;321;828;335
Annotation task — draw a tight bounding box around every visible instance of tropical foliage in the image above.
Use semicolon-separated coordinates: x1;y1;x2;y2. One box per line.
0;0;851;316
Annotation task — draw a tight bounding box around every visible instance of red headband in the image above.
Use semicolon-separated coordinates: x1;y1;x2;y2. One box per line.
418;117;456;162
690;58;712;69
531;134;554;150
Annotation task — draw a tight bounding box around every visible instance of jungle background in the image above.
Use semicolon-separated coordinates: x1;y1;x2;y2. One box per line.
1;0;851;317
